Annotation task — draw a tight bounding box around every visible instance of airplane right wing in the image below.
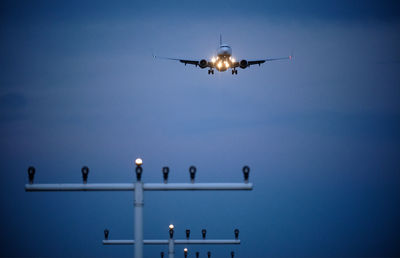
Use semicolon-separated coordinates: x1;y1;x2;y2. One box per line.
247;56;292;67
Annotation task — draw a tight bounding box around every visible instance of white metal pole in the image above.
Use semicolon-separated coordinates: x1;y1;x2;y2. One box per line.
168;237;174;258
134;182;144;258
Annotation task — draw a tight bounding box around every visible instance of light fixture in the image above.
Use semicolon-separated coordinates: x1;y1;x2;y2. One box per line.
202;229;207;239
234;229;239;239
189;166;196;183
81;166;89;184
196;252;200;258
135;158;143;181
161;252;164;258
208;251;211;258
104;229;109;240
184;248;188;258
186;229;190;239
242;166;250;183
211;57;216;63
135;158;143;166
231;251;235;258
28;166;35;184
162;167;169;183
169;224;174;238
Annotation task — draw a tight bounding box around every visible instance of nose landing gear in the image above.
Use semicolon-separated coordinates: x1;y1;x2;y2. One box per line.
231;69;238;75
208;69;214;75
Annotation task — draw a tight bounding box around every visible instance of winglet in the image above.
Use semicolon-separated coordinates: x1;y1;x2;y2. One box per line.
289;50;294;61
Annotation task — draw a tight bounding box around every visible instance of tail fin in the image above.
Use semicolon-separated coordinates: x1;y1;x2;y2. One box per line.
220;34;222;46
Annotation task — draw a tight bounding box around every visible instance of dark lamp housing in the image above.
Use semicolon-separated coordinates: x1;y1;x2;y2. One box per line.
242;166;250;182
81;166;89;184
189;166;196;182
28;166;35;184
162;167;169;183
201;229;207;239
234;229;239;239
136;166;143;181
104;229;109;240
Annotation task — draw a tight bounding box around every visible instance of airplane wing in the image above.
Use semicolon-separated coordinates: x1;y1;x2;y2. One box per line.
154;55;200;66
247;56;293;66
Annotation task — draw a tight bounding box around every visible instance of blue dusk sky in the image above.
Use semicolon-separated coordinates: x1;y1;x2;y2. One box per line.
0;0;399;257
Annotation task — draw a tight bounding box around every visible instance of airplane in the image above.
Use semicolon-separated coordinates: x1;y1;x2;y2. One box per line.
155;35;292;75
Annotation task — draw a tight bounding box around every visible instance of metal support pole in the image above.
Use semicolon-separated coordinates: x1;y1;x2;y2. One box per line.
134;182;144;258
168;237;174;258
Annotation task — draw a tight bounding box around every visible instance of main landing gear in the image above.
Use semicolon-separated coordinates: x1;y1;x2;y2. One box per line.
231;69;238;75
208;69;214;75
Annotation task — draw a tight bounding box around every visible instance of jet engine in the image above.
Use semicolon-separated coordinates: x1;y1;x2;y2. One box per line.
239;60;248;69
199;59;208;69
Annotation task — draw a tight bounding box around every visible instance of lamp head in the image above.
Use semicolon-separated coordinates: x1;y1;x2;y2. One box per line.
208;251;211;258
201;229;207;239
186;229;190;239
231;251;235;258
104;229;109;240
189;166;196;182
81;166;89;184
135;158;143;181
234;229;239;239
135;158;143;166
169;224;174;238
27;166;35;184
162;167;169;182
242;166;250;182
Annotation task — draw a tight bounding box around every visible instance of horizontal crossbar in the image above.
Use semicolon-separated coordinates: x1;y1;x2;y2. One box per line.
25;183;253;191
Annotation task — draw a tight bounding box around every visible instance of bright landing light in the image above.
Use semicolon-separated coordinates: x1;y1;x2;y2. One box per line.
211;57;216;63
231;57;235;62
217;62;222;68
225;61;229;68
169;224;174;230
135;158;143;166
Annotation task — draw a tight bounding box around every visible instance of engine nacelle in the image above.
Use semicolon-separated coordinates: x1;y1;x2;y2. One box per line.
199;59;208;69
239;60;248;69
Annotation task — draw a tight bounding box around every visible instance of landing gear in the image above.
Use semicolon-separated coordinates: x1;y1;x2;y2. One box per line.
208;69;214;75
232;69;238;75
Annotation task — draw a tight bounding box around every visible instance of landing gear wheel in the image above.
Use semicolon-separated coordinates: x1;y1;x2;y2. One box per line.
212;70;214;74
208;70;210;74
235;70;238;74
